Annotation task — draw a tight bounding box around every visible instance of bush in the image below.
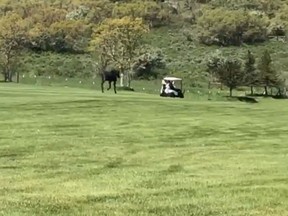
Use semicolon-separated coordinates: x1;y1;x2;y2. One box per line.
268;6;288;38
112;1;171;27
132;46;167;80
196;7;269;46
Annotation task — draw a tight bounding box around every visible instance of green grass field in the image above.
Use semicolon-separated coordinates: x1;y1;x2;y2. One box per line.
0;83;288;216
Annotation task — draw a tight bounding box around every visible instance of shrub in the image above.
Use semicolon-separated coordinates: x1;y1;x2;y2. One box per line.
132;46;167;80
268;6;288;38
112;1;171;27
196;7;269;46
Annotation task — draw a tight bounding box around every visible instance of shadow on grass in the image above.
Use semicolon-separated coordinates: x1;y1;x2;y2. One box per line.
246;93;288;100
116;86;135;92
224;96;259;103
272;95;288;99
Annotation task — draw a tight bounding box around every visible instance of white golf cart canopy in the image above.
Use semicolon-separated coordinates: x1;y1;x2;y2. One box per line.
162;76;183;90
163;77;182;81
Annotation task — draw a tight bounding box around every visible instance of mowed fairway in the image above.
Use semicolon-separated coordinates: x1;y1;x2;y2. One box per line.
0;84;287;216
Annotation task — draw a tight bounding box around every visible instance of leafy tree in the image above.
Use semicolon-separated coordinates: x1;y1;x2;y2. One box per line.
132;46;166;80
112;0;171;27
89;16;149;87
29;5;67;27
90;48;110;79
209;0;277;11
69;0;114;24
197;7;268;46
268;5;288;39
258;49;280;95
0;12;29;82
48;20;92;53
184;0;198;11
243;50;259;95
208;56;244;96
22;3;92;53
206;49;224;86
25;5;68;52
258;0;282;18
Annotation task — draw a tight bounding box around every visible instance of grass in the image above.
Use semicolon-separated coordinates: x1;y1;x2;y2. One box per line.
0;83;288;216
15;75;233;101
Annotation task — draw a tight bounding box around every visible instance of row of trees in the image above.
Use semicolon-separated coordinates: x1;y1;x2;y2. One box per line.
2;0;288;84
0;0;171;83
186;0;288;46
2;0;288;54
196;8;269;46
207;49;283;96
0;0;172;53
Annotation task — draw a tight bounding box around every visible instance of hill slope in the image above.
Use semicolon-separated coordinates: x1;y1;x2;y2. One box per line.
2;0;288;86
19;26;288;87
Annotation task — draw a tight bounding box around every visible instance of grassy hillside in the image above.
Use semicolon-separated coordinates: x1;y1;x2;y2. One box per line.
2;0;288;88
18;26;288;88
0;84;287;215
145;26;288;78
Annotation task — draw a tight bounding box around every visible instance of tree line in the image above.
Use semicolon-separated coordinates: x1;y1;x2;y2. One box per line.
207;49;285;97
0;0;170;83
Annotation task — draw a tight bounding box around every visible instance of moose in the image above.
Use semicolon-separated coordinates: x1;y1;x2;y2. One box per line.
100;69;121;94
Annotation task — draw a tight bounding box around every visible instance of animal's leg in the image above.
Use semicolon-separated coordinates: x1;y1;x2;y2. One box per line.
101;80;105;93
107;81;111;90
113;81;117;94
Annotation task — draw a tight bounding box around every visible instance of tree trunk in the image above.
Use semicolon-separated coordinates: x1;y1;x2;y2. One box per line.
264;86;268;96
16;72;20;83
128;74;131;88
229;87;233;97
276;88;281;96
4;72;8;82
125;73;128;87
120;73;124;87
8;70;13;82
125;72;132;88
250;86;254;95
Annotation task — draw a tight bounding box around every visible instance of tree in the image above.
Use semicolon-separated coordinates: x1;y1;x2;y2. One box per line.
66;0;114;24
26;5;73;53
132;46;166;80
220;58;244;96
89;16;149;87
206;49;225;89
243;50;259;95
112;0;171;27
197;7;268;46
0;12;29;82
48;20;91;53
268;5;288;39
208;56;244;96
258;0;282;18
258;49;280;95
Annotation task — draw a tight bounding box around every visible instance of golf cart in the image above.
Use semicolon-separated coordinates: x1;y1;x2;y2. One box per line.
160;76;185;98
